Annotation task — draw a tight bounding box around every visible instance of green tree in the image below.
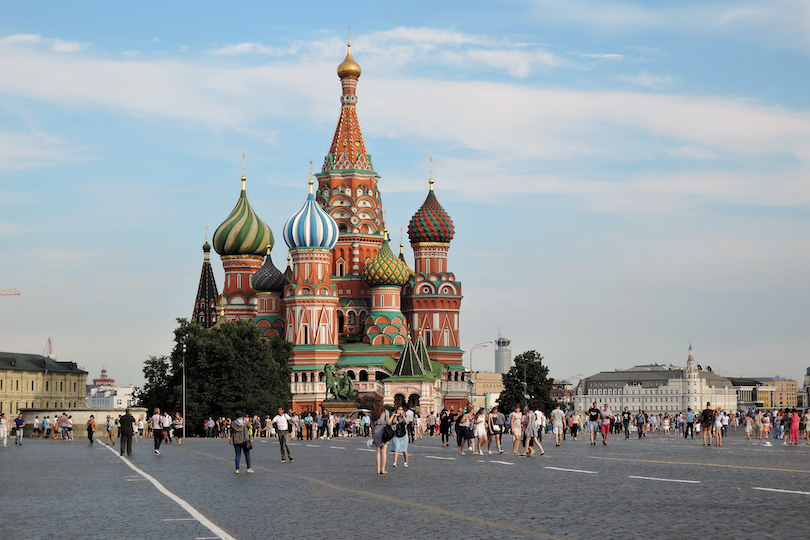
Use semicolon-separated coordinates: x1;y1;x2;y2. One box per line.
135;318;292;435
497;350;554;415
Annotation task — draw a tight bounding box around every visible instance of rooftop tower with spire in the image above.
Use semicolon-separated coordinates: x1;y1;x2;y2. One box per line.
192;234;220;328
314;37;385;342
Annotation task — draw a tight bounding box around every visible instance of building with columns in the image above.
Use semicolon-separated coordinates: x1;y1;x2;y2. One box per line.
202;43;468;413
574;344;737;414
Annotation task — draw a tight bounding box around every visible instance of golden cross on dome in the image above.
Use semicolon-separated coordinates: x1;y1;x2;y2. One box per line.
429;156;434;190
348;25;352;46
308;159;314;194
241;153;246;190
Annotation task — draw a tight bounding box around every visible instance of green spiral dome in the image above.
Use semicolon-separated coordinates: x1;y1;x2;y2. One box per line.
213;177;273;256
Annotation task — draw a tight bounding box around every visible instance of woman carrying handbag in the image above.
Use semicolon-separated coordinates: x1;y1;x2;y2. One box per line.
231;410;254;474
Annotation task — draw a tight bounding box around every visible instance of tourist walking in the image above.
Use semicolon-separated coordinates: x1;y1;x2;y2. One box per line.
173;413;183;445
371;399;392;474
551;404;565;447
119;408;136;457
0;412;8;447
86;415;96;446
700;403;715;446
439;409;451;447
600;404;613;445
486;407;503;454
270;406;294;463
13;413;24;445
510;405;523;454
391;406;410;467
231;410;253;473
105;415;115;445
459;406;475;454
571;411;582;441
586;402;600;445
713;408;723;447
522;407;544;457
151;408;163;455
473;408;487;455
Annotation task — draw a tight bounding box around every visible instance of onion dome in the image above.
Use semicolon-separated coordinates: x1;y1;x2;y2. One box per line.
407;176;455;244
337;43;361;79
213;174;273;256
203;238;211;252
363;232;410;287
283;177;339;250
251;246;285;292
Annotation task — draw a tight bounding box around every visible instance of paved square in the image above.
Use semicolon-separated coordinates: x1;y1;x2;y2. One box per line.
1;430;808;540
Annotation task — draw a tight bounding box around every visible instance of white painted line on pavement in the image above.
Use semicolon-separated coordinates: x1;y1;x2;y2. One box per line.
357;448;376;452
489;460;515;466
424;455;456;460
103;445;236;540
126;478;147;481
629;476;700;484
329;446;346;449
752;487;810;496
546;467;597;474
306;444;320;448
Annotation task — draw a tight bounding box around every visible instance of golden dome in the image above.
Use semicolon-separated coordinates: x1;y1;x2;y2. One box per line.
337;43;361;79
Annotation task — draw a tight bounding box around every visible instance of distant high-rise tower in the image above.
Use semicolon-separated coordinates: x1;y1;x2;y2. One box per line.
495;334;512;374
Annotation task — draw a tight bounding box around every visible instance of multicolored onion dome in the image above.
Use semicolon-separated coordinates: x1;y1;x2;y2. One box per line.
408;181;454;244
283;182;339;250
251;248;285;292
363;235;411;287
213;176;273;256
337;43;361;79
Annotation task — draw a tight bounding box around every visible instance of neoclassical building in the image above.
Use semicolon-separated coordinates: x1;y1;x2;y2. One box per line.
195;43;469;413
0;352;88;415
574;344;738;414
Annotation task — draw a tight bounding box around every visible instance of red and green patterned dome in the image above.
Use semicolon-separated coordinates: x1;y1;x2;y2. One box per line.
408;181;454;244
363;235;411;287
251;247;285;293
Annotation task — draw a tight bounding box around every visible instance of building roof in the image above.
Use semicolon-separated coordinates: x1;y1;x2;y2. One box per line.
408;178;454;244
0;352;87;374
583;364;733;389
753;376;797;383
362;236;410;287
212;174;273;256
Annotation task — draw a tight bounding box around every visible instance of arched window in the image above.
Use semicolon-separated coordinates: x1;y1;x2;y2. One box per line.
301;372;308;383
348;312;356;325
359;370;368;382
294;373;299;383
338;313;345;334
318;372;325;382
347;370;356;380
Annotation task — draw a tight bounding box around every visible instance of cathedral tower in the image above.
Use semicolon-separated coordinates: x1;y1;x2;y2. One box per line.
192;237;220;328
212;166;273;321
402;171;463;366
314;42;385;341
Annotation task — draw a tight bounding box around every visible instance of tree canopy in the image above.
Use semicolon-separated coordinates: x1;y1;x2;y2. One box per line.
496;350;554;414
135;318;292;435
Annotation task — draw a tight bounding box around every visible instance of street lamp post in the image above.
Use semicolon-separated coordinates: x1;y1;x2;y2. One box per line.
182;343;187;439
469;340;495;403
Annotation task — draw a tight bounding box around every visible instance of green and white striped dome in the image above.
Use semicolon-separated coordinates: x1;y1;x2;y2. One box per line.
213;175;273;256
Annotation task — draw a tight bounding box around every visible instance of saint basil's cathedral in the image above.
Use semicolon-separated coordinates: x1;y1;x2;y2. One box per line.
193;43;469;414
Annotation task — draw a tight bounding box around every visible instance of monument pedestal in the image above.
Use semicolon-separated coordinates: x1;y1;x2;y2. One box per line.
319;400;359;414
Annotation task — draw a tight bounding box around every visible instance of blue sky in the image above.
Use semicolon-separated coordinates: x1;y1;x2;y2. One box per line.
1;1;809;387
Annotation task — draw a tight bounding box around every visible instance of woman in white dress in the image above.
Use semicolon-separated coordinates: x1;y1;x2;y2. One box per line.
473;408;487;455
662;414;671;435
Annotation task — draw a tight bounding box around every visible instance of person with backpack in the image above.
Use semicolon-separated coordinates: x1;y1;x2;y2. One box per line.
390;405;410;467
700;402;715;446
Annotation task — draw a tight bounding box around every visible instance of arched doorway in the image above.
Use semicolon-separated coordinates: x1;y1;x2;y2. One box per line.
394;394;406;408
407;393;420;410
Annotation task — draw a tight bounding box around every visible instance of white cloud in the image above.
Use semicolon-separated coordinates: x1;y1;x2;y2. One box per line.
0;223;22;235
210;42;300;56
0;33;88;52
0;128;91;170
618;71;675;89
577;52;624;60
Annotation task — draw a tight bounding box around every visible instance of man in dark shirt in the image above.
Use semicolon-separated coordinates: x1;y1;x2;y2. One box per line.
700;402;714;447
622;407;633;439
119;408;136;457
587;402;601;446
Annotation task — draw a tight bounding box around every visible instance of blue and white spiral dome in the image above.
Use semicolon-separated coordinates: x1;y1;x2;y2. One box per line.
283;184;339;250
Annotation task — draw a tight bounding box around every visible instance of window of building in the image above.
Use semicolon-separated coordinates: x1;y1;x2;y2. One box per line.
45;381;49;391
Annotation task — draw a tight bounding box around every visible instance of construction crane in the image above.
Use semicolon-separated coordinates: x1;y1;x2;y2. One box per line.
0;288;21;296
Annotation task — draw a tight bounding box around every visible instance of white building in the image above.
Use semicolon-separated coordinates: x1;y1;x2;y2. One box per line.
574;344;737;414
86;385;136;409
494;335;512;374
